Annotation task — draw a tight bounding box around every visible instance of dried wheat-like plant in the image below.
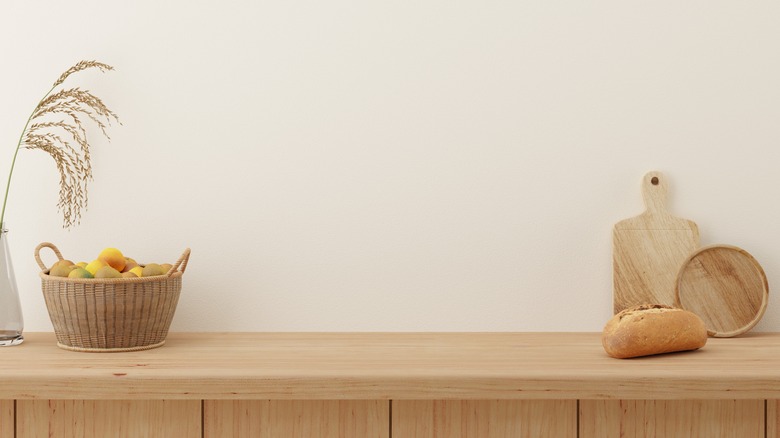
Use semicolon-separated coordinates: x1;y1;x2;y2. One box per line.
2;60;119;229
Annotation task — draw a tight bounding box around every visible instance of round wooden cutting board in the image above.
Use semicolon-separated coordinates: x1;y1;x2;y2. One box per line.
675;245;768;338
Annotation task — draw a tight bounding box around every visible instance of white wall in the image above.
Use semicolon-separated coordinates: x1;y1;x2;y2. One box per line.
1;1;779;332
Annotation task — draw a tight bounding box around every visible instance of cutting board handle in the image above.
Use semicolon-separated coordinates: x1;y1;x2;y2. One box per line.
642;171;669;214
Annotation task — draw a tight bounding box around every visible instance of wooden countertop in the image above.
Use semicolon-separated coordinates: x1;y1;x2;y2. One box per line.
1;332;779;400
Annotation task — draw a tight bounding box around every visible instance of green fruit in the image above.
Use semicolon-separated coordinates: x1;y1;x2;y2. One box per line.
68;268;94;279
51;259;74;268
142;263;165;277
49;260;76;277
94;266;122;279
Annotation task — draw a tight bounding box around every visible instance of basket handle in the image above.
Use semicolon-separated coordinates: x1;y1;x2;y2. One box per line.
166;248;191;277
35;242;64;271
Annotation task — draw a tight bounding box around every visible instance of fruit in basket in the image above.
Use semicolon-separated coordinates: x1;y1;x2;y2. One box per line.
49;260;76;277
85;259;106;275
142;263;165;277
51;259;75;268
94;265;122;279
98;247;126;272
38;243;185;287
68;267;93;279
45;246;177;279
122;258;139;273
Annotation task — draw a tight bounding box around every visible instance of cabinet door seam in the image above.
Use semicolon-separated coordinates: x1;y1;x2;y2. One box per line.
576;399;580;438
388;400;393;438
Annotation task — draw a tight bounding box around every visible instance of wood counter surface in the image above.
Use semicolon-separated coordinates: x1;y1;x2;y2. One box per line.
0;332;778;400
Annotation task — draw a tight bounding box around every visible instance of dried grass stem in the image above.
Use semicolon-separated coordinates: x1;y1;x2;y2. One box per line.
1;60;119;229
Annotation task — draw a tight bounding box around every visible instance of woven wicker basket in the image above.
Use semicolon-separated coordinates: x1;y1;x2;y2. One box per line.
34;242;190;352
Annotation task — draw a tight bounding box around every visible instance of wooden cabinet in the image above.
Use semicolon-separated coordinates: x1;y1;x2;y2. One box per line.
392;400;576;437
3;333;780;437
203;400;388;438
580;400;764;438
16;400;200;438
7;398;776;438
0;401;12;438
10;399;774;438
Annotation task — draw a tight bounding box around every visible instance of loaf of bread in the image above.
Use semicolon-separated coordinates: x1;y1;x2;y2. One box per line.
602;304;708;359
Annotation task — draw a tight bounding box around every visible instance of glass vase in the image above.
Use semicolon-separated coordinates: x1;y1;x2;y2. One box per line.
0;224;23;346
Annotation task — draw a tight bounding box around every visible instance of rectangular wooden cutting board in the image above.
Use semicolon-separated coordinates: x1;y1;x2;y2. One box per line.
613;172;699;314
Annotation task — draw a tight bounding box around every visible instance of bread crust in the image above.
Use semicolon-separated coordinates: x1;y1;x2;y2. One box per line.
602;304;708;359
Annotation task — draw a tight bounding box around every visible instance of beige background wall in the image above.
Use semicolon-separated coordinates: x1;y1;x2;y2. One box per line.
1;1;779;332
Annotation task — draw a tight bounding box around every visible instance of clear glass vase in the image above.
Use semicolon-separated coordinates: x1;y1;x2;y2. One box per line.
0;224;23;346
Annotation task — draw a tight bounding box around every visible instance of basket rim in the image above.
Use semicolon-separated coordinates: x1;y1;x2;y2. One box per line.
39;270;184;284
35;242;190;284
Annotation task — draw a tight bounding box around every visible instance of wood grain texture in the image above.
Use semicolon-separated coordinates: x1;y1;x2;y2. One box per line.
613;171;700;314
203;400;388;438
769;400;779;438
6;332;780;400
392;400;575;438
0;401;12;438
676;245;768;337
580;399;764;438
16;400;200;438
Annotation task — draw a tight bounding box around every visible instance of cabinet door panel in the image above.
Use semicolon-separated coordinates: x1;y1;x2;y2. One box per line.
204;400;389;438
392;400;576;438
768;400;779;438
16;400;200;438
580;400;763;438
0;400;12;438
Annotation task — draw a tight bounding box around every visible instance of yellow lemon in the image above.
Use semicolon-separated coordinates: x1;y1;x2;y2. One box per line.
98;248;126;272
68;268;93;279
129;266;143;277
85;259;106;275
